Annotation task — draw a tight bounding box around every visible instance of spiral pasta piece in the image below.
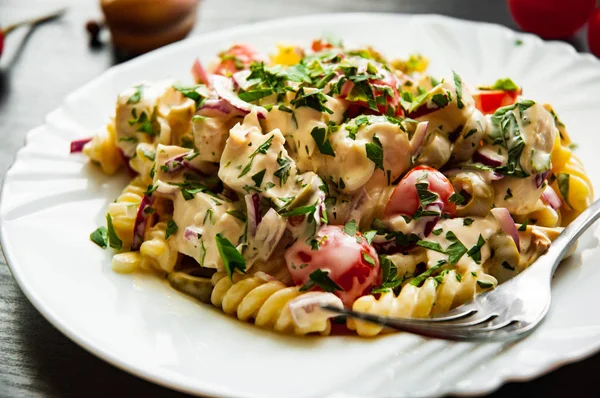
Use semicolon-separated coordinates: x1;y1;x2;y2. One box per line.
347;270;494;337
139;221;178;273
210;273;332;335
83;121;123;175
106;177;145;250
550;136;593;225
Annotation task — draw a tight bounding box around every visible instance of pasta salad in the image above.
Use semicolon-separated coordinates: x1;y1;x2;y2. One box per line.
74;37;593;337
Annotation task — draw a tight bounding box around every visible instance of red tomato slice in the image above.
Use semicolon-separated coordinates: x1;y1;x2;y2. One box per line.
472;89;521;115
311;39;334;52
214;44;262;76
284;225;380;306
384;165;456;218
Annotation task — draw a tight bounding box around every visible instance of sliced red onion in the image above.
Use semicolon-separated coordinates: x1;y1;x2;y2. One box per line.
491;207;520;250
191;58;210;86
489;171;504;181
162;151;204;175
340;80;354;97
163;153;187;173
131;194;154;251
252;209;287;261
197;98;240;117
288;292;344;329
410;121;429;155
473;147;504;168
184;226;204;241
210;75;268;119
70;137;92;153
534;170;550;189
541;185;561;210
245;193;261;237
118;148;137;177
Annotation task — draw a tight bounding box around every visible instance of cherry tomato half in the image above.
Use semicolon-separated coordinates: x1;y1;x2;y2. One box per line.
384;165;456;218
214;44;263;76
473;88;521;115
284;225;380;306
508;0;596;39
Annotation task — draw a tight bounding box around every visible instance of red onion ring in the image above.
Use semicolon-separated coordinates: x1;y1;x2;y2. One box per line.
541;185;561;210
70;137;92;153
491;207;520;250
410;121;429;155
131;194;154;251
534;170;550;189
211;75;268;119
191;58;210;86
245;193;261;237
473;148;504;168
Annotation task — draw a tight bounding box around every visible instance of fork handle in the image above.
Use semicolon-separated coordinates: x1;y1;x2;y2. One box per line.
546;198;600;274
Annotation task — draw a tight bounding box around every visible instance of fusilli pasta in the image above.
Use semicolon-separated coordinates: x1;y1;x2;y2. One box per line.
210;272;333;335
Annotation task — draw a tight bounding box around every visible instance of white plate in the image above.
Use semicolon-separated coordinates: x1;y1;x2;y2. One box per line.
2;13;600;398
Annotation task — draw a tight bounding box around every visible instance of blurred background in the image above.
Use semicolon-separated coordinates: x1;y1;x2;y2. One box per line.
1;0;599;397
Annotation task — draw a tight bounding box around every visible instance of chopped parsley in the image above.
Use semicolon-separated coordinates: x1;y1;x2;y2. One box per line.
504;188;513;200
299;269;343;292
239;135;274;178
106;214;123;250
449;192;466;206
274;154;292;185
557;173;571;208
452;70;464;109
90;226;108;249
463;218;474;226
215;233;246;280
127;84;144;104
365;135;384;170
490;78;519;92
291;87;333;114
371;256;403;294
502;261;515;271
165;220;178;239
466;234;485;264
409;260;447;287
362;252;376;267
416;183;439;206
226;210;247;222
477;280;494;289
416;240;445;253
251;169;266;187
518;221;528;231
281;204;316;217
363;230;377;245
310;126;335;156
445;231;468;265
173;84;205;108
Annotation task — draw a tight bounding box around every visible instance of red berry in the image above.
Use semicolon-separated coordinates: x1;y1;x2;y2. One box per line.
508;0;596;39
588;8;600;57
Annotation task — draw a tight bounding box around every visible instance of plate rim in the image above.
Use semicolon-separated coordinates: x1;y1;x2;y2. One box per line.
2;12;600;398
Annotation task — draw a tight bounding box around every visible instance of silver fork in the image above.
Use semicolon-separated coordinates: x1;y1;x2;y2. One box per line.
323;199;600;342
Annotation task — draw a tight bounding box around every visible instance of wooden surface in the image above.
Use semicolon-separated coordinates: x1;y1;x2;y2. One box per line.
0;0;595;397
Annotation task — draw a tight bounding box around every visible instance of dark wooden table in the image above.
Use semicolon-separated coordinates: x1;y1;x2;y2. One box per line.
0;0;596;397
